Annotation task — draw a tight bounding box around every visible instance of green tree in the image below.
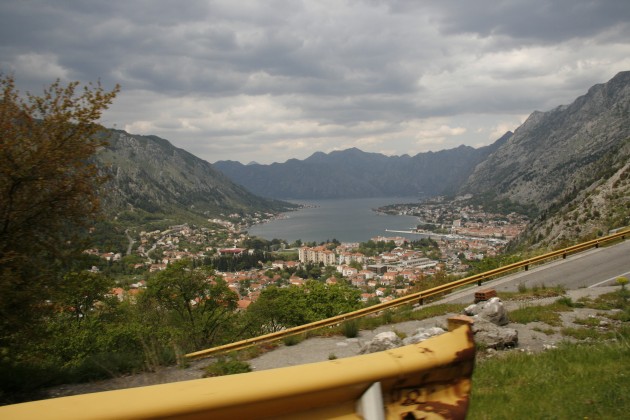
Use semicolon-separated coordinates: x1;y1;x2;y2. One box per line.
243;286;305;333
349;260;363;270
144;260;238;350
245;281;361;334
54;271;114;322
304;280;361;319
0;76;119;347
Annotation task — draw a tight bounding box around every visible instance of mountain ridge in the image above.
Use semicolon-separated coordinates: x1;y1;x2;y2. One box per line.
95;130;295;222
213;133;513;200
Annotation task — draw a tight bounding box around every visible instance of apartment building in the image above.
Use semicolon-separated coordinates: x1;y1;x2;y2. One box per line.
298;245;336;265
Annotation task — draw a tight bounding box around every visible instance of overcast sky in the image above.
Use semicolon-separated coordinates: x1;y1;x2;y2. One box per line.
2;1;629;164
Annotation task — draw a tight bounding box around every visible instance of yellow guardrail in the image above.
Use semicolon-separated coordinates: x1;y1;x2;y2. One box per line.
0;319;475;420
187;227;629;360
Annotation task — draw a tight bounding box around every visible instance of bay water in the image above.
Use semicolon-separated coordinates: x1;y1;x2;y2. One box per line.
247;197;422;243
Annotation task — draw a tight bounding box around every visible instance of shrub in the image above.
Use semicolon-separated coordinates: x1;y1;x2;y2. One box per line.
341;319;359;338
393;329;407;340
382;309;393;324
556;296;578;308
204;357;251;377
283;334;303;346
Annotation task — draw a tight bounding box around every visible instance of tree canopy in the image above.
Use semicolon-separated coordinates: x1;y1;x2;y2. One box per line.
245;280;361;334
0;75;119;343
144;260;238;349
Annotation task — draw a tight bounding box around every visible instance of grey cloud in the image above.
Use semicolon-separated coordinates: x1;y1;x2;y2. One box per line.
422;0;630;43
1;0;628;164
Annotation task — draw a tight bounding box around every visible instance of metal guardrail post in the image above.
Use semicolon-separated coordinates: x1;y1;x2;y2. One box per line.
356;382;385;420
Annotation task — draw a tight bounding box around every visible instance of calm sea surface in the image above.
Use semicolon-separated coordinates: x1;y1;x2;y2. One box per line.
247;197;423;243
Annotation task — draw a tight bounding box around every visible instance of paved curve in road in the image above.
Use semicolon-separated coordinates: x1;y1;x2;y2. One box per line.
438;238;630;305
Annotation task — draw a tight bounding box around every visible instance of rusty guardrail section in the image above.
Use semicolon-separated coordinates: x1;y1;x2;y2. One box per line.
187;227;629;360
0;320;475;420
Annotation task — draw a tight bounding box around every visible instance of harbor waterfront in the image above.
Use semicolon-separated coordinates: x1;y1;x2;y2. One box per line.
247;197;422;243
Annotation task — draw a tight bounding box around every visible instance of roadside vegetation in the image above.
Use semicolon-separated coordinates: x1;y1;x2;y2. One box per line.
469;286;630;418
468;339;630;419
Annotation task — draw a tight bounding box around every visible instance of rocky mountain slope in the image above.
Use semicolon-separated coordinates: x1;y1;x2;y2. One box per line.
462;71;630;216
95;130;294;221
518;138;630;249
460;71;630;248
214;133;511;199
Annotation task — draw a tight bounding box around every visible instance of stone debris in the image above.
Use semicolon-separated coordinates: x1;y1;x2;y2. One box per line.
471;319;518;349
358;331;402;354
464;297;509;326
402;326;446;346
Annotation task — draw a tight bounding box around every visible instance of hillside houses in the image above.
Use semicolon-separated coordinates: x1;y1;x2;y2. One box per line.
91;212;503;313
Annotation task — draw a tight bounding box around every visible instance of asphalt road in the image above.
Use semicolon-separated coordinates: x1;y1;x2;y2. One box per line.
440;238;630;304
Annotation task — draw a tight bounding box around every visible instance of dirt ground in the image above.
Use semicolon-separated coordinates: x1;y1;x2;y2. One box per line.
43;285;620;399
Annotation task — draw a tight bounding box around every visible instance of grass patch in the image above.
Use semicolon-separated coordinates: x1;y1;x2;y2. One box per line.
532;326;556;335
572;290;630;312
325;303;465;334
341;319;359;338
498;284;566;301
555;296;583;308
282;334;304;346
573;316;602;327
561;327;616;341
468;340;630;419
235;341;280;360
585;290;630;310
392;303;466;323
509;301;572;326
393;329;407;340
600;309;630;322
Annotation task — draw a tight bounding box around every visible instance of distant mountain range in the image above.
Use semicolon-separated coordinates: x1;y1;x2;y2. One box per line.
214;132;512;200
